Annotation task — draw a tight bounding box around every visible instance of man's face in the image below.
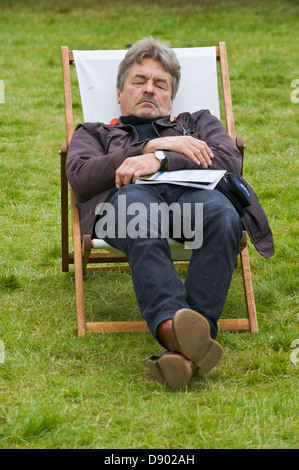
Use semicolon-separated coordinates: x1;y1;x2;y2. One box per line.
117;58;173;119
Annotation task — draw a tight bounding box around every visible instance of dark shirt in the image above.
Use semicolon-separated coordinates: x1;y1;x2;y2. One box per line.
120;115;159;141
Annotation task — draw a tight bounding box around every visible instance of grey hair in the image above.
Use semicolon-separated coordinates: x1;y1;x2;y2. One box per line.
117;36;181;99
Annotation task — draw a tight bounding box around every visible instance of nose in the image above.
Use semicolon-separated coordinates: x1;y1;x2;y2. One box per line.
143;79;155;94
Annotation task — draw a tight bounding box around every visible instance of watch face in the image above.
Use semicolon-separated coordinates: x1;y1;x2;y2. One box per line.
155;151;166;161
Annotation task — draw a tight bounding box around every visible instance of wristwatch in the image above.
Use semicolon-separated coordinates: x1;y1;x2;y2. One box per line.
154;150;168;170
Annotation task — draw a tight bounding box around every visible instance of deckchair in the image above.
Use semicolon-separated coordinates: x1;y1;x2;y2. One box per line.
60;42;258;337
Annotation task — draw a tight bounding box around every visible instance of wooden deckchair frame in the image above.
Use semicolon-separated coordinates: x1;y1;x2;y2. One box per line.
60;42;258;337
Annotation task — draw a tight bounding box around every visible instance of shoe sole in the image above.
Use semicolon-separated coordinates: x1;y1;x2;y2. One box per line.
148;353;193;391
172;309;223;372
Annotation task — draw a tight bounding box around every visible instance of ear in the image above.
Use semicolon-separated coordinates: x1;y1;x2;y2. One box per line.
116;87;121;104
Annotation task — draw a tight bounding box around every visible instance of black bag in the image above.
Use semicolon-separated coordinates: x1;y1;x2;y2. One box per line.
216;173;252;217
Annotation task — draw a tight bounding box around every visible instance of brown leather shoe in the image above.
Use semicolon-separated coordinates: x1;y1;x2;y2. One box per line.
148;351;196;391
172;309;223;372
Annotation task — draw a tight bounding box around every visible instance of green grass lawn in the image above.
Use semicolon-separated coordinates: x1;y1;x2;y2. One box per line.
0;0;298;449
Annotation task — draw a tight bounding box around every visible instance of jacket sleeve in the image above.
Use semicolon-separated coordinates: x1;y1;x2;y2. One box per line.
165;110;243;175
66;125;145;201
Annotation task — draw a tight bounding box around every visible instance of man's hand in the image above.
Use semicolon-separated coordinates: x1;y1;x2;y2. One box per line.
142;136;214;168
115;153;160;189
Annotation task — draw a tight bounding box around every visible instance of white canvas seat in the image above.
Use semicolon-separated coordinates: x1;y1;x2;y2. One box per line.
73;47;220;124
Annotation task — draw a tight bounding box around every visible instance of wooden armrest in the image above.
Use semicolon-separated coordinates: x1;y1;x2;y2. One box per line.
236;136;245;155
59;141;68;156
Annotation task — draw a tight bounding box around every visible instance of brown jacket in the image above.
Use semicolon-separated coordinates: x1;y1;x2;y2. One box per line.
66;110;274;258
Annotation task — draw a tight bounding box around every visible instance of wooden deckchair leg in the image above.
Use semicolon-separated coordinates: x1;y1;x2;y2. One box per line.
61;46;87;334
74;254;86;337
70;189;87;337
240;246;258;332
60;142;69;272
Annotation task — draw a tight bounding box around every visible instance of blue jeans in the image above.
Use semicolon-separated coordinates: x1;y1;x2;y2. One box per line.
95;183;242;341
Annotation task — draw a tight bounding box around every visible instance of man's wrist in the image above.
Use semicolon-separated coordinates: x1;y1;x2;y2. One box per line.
142;138;161;154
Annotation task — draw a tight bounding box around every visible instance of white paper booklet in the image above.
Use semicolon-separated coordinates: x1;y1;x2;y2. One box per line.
136;169;226;190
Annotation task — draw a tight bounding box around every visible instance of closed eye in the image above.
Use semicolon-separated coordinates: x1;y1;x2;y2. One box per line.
156;83;167;90
155;80;168;91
